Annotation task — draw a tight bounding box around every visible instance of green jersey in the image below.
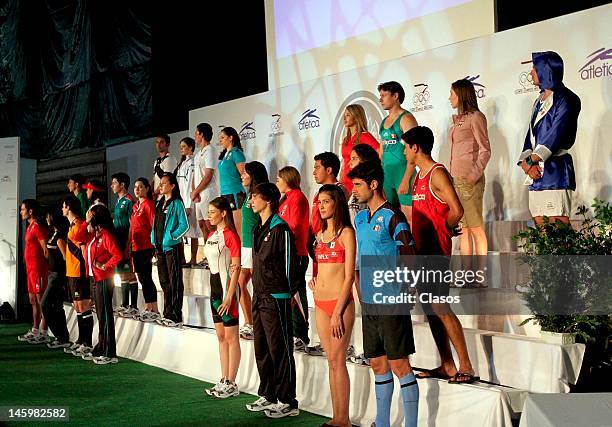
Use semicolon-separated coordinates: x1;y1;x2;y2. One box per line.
76;191;91;217
241;194;258;248
113;194;134;230
379;111;411;165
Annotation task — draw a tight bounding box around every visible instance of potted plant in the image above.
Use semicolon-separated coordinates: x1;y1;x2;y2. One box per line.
513;198;611;346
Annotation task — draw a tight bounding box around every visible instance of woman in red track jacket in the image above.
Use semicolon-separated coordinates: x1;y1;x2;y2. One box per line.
129;177;159;321
276;166;311;348
78;204;123;364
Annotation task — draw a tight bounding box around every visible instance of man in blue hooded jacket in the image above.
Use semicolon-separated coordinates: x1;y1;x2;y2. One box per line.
518;51;581;225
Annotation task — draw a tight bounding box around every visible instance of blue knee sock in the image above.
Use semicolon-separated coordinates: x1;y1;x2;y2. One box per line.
399;372;419;427
374;371;394;427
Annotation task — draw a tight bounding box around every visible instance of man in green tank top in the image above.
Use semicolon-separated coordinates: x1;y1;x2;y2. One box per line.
378;81;418;226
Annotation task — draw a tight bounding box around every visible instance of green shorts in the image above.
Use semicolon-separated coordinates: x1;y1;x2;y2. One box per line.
383;161;415;207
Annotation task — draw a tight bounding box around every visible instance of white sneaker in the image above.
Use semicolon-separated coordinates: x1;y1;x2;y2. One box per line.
246;396;275;412
204;378;225;396
119;307;135;317
349;353;370;366
162;319;183;328
294;338;306;352
148;312;162;322
213;380;239;398
28;334;49;344
140;311;162;323
346;344;356;360
93;356;118;365
17;330;36;342
47;340;71;349
81;351;96;361
72;345;92;357
239;324;254;339
264;402;299;418
305;344;325;356
64;343;80;354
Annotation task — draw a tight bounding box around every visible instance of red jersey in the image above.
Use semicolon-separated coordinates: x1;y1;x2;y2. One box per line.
314;233;345;264
341;131;380;191
84;229;123;281
25;221;48;270
130;198;155;251
412;163;452;256
279;188;310;257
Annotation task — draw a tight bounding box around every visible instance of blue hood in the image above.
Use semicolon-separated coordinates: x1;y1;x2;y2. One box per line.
532;51;565;91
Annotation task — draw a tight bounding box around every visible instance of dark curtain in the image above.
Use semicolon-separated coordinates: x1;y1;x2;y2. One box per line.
0;0;152;157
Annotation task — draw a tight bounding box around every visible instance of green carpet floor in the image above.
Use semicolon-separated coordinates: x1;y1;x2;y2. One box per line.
0;323;326;426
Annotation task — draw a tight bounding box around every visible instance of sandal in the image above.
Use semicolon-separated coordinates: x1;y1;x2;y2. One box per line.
448;372;480;384
415;367;452;380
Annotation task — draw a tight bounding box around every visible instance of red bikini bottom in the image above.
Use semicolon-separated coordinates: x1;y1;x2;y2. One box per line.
314;295;354;317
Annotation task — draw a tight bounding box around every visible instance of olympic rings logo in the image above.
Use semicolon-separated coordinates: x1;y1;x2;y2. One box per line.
519;71;535;88
413;83;431;107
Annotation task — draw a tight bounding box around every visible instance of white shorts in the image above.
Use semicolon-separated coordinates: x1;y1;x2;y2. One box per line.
184;205;202;238
195;193;214;221
241;247;253;269
529;189;572;218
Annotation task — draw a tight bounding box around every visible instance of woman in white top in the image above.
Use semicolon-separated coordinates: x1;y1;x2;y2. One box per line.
203;197;242;398
175;137;202;266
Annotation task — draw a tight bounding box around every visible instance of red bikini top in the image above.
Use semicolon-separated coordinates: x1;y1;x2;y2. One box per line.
315;231;346;264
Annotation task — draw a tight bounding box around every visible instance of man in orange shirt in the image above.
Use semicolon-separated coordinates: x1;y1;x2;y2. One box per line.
62;195;94;358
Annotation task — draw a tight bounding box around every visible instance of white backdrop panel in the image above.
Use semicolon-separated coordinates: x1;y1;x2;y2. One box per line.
0;137;20;312
190;5;612;222
106;130;189;206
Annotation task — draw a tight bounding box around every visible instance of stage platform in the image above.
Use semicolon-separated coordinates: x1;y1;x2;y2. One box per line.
114;265;585;394
64;304;527;426
82;247;586;424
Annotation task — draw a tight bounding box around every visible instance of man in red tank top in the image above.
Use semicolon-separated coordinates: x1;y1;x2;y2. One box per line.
403;126;478;384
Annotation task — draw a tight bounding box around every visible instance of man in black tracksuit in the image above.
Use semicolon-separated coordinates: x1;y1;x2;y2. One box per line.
246;183;301;419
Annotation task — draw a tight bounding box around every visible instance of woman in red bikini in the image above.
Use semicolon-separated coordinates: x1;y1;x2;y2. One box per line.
309;184;356;427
